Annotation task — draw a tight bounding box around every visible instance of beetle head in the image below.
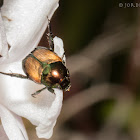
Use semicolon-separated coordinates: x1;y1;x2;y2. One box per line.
42;61;71;91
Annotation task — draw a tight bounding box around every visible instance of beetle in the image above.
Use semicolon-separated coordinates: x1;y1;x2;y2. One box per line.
0;19;71;97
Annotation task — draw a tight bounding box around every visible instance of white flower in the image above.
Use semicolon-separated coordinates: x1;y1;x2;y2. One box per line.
0;0;65;139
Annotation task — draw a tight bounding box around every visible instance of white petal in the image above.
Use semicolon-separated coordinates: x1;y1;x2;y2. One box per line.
0;125;9;140
0;60;63;139
0;29;65;139
0;0;59;64
0;11;8;58
0;0;64;138
53;36;66;62
0;104;29;140
36;89;63;139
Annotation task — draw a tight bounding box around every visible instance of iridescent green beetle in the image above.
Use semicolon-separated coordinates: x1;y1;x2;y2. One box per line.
0;20;71;97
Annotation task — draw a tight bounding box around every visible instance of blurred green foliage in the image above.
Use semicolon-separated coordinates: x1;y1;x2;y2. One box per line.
57;0;116;54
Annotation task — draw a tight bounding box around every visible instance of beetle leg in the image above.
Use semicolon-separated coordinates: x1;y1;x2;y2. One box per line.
31;86;54;98
0;72;28;79
31;87;47;98
48;87;55;94
47;17;54;51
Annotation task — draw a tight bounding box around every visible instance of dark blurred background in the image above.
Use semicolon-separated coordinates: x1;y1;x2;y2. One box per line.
26;0;140;139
